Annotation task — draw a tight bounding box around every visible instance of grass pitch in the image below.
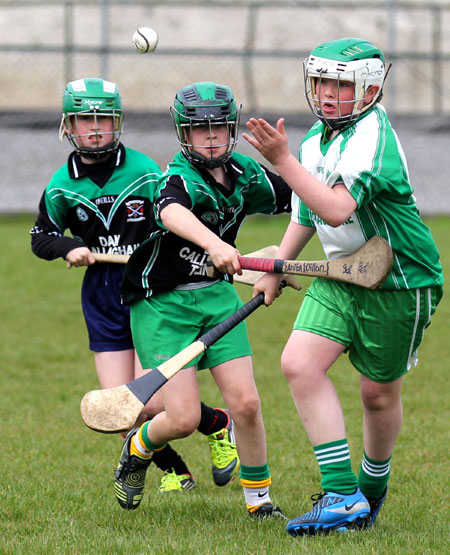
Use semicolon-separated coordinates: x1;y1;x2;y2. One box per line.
1;214;448;554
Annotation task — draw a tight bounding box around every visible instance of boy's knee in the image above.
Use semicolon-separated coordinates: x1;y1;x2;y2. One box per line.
231;393;261;423
170;412;200;438
361;380;400;411
281;350;305;382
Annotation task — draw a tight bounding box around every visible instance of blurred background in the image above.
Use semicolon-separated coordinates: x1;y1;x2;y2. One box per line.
1;0;449;214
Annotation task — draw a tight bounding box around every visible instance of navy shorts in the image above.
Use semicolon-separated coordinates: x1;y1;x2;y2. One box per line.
81;264;134;352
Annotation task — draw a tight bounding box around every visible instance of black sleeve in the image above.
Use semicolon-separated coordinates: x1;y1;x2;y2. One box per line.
261;164;292;214
30;192;87;261
154;174;193;221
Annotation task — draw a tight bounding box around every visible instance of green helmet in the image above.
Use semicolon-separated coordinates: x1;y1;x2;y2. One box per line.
59;77;123;160
303;38;386;130
170;82;241;169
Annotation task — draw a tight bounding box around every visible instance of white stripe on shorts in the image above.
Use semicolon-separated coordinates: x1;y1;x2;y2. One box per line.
407;288;431;371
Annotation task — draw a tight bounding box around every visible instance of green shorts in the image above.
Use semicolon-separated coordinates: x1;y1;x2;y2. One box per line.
294;279;442;383
130;281;252;371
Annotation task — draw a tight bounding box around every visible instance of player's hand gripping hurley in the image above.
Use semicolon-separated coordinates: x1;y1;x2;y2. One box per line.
207;236;393;290
80;289;282;433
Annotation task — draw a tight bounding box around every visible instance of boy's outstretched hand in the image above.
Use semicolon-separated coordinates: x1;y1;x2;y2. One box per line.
243;118;290;167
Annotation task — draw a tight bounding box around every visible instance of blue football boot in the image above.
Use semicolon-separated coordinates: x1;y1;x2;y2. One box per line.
287;488;370;536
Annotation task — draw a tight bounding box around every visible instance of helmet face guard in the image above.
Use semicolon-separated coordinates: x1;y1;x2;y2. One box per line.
170;82;241;169
60;78;123;160
303;38;386;131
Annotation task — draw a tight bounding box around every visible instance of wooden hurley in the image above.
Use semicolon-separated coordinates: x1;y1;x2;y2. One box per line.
81;291;272;433
67;245;302;290
208;236;393;290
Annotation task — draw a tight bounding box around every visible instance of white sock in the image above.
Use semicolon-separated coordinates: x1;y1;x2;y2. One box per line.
130;429;152;458
243;486;271;508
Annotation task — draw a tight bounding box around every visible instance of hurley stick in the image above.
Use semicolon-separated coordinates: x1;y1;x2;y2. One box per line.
67;246;302;290
81;289;278;433
208;236;393;290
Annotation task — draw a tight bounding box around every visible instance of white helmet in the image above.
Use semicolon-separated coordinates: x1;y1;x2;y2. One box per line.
303;37;387;130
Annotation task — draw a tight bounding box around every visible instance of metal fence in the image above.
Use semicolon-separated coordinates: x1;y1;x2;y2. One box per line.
1;0;449;214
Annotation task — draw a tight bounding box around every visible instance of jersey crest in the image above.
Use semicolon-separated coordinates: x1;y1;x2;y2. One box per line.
76;207;89;221
126;200;145;222
200;211;219;225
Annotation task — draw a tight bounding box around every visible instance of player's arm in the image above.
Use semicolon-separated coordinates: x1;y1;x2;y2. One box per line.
159;203;242;276
243;118;356;226
253;221;316;305
30;192;91;262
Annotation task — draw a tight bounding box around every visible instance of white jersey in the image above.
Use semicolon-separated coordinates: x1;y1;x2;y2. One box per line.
292;105;442;290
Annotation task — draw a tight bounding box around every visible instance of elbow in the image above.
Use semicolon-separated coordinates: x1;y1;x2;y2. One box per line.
30;236;40;257
159;205;173;228
322;187;357;227
324;218;340;228
160;211;168;228
322;206;355;228
323;215;346;228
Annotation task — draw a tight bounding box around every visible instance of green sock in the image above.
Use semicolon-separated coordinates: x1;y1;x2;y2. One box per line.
358;451;391;500
314;439;358;494
239;464;272;510
239;463;271;482
139;421;167;452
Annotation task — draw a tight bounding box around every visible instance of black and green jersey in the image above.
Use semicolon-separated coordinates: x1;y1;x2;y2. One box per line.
293;106;443;290
121;151;291;303
31;145;161;260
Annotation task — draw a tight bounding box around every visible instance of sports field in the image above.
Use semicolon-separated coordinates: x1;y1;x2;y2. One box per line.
1;214;448;554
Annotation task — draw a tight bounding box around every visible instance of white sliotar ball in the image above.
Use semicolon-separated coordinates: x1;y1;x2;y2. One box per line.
132;27;158;53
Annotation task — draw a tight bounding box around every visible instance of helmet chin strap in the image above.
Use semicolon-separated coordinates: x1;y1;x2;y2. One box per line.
320;113;354;131
189;149;230;170
76;141;118;161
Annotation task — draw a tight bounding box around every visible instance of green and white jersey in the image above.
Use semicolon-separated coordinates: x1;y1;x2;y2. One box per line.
121;151;291;303
293;105;443;290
